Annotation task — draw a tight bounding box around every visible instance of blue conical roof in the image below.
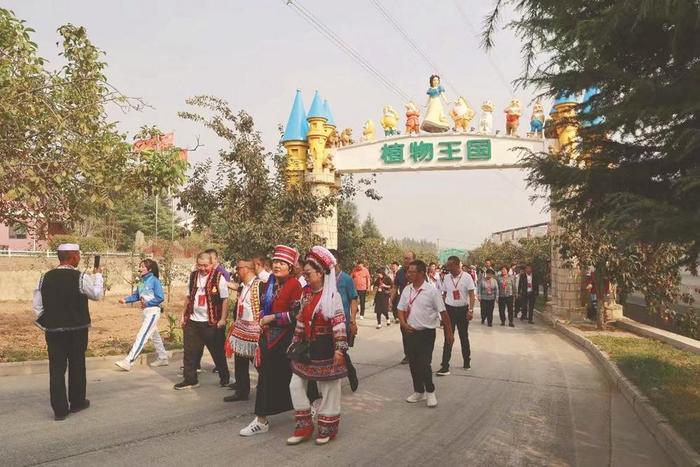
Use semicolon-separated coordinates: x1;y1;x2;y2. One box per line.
582;87;603;126
307;90;326;120
553;91;580;106
282;90;309;142
323;99;336;126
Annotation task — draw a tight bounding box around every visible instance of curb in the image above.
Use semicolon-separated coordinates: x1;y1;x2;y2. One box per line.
615;318;700;356
535;309;700;467
0;349;184;377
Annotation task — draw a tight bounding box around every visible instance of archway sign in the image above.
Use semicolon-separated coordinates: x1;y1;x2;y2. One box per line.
281;85;591;321
334;133;550;174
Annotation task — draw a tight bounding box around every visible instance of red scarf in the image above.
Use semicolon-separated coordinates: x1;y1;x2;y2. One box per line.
301;290;323;340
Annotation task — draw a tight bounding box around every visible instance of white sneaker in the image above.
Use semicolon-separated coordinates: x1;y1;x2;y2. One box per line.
376;324;382;329
240;418;269;437
115;359;131;371
426;391;437;408
150;358;169;367
359;316;364;320
406;392;426;403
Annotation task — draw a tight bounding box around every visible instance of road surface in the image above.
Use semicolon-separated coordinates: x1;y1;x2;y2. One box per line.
0;309;671;466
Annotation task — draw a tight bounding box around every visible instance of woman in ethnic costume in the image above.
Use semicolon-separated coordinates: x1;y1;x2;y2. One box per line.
287;246;348;446
239;245;303;437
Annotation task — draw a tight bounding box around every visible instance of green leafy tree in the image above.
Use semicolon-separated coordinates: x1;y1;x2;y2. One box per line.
336;199;364;268
0;10;139;235
482;0;699;323
177;96;331;260
361;214;382;240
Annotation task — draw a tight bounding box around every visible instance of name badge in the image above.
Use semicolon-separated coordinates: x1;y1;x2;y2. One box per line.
452;290;461;300
197;294;207;307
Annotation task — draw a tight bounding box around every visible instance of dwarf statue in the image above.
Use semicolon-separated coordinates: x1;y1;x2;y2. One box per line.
504;99;522;136
405;101;420;136
478;101;494;134
339;128;354;146
450;97;475;133
529;102;545;137
361;120;376;142
380;105;400;136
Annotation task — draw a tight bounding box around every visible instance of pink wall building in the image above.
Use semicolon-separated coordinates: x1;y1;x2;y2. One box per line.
0;223;47;250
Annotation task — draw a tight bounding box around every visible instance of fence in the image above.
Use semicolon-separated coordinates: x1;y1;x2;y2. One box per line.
0;249;135;258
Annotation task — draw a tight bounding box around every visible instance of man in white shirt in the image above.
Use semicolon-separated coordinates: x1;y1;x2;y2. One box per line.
175;252;230;390
436;256;476;376
253;255;271;283
398;260;454;408
32;243;103;421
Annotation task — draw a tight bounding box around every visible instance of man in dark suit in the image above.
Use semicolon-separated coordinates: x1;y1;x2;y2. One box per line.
518;265;539;324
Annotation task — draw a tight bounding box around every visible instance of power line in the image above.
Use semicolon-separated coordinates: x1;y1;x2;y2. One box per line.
451;0;513;94
369;0;462;97
284;0;412;102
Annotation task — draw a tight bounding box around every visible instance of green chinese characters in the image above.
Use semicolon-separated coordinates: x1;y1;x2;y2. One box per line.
380;139;491;164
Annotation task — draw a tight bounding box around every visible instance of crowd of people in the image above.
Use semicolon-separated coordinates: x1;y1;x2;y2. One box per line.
32;243;541;446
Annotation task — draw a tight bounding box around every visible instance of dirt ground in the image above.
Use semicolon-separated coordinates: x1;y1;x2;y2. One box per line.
0;288;188;362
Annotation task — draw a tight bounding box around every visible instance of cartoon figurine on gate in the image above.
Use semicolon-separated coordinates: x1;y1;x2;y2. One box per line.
504;99;522;136
405;101;420;136
339;128;354;146
450;97;475;133
361;120;376;142
478;101;494;134
380;105;400;136
529;102;545;138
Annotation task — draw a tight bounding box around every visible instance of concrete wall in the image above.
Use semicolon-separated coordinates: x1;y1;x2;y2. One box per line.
0;256;193;302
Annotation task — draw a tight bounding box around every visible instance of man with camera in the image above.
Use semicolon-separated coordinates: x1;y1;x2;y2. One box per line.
32;244;104;421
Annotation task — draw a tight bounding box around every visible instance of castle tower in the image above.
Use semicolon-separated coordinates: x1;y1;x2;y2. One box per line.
306;91;330;171
552;91;580;150
282;90;309;186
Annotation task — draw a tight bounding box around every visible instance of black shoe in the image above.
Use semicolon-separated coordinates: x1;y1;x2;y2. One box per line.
228;382;239;390
400;356;409;365
223;391;249;402
54;413;69;421
463;361;471;369
528;320;534;324
500;322;505;326
220;380;231;387
487;323;493;327
70;399;90;413
436;367;450;376
509;322;515;327
481;320;485;325
174;380;200;390
213;367;219;373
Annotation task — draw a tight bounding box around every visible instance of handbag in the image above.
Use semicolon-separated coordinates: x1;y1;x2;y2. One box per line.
286;339;311;364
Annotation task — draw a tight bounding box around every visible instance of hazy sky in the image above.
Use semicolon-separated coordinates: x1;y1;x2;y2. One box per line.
7;0;550;251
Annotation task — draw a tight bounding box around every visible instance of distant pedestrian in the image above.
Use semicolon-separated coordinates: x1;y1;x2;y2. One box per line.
253;255;271;283
32;243;103;421
116;259;169;371
398;260;454;408
351;260;371;320
373;268;393;328
436;256;476;376
387;261;399;282
496;265;516;327
478;268;499;326
391;251;416;364
206;248;231;282
518;265;539;324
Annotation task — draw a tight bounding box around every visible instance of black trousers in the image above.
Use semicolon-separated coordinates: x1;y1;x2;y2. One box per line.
406;329;436;393
498;296;514;324
375;292;390;324
440;305;470;369
45;328;88;417
480;299;496;325
357;290;367;316
183;321;230;384
522;293;537;321
234;354;252;395
514;296;523;318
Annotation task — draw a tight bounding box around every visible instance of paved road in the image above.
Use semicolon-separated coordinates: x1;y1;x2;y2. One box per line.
1;310;671;467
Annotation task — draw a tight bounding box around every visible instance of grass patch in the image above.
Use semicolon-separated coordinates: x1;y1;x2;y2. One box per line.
588;335;700;452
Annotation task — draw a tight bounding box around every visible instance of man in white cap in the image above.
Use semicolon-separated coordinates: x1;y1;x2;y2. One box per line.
32;244;104;421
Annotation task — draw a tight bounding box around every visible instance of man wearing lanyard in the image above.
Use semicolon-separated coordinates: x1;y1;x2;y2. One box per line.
398;260;454;408
224;260;262;402
518;264;539;324
437;256;476;376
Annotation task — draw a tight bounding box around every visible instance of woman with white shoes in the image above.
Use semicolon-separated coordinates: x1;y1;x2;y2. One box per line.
287;246;348;446
115;259;169;371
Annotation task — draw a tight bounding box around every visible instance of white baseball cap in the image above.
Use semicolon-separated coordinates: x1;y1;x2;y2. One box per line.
57;243;80;251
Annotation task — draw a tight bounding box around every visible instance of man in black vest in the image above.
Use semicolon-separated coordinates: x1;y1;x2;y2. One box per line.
32;243;104;421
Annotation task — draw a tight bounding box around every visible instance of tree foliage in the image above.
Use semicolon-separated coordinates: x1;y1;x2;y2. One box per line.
468;236;551;287
482;0;700;317
177;96;332;260
0;9;139;234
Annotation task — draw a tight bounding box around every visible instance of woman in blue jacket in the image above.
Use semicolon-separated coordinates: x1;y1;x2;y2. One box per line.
115;259;169;371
